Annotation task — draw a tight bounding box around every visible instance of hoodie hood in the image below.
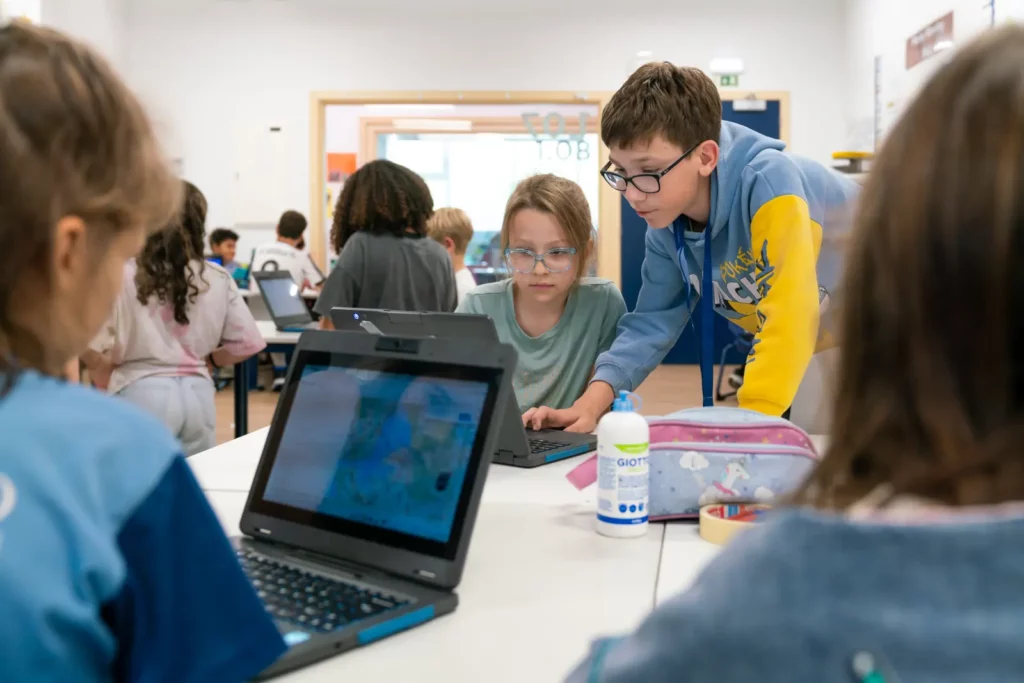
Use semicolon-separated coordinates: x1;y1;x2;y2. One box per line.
705;121;786;240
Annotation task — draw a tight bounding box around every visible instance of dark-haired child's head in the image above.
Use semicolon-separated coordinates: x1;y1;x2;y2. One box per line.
135;181;207;326
795;24;1024;509
277;210;307;244
330;160;434;253
601;62;722;230
0;23;180;378
209;227;238;264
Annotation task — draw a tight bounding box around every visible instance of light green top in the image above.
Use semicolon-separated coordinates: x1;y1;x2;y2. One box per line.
457;278;627;413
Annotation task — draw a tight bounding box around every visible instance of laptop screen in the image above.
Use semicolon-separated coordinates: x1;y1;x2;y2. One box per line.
257;275;309;320
248;349;500;559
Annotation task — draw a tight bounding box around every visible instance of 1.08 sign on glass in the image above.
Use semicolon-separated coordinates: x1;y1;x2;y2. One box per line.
521;112;591;161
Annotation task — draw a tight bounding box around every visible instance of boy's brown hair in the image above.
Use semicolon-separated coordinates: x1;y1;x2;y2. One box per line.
601;62;722;151
501;174;593;281
277;210;307;240
793;24;1024;510
427;208;474;255
0;23;180;377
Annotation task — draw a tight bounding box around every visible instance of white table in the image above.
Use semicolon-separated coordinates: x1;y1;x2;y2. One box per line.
653;433;830;605
192;433;666;682
242;287;320;300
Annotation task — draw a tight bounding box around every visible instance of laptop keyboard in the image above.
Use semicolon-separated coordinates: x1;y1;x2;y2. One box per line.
528;437;569;454
237;550;408;633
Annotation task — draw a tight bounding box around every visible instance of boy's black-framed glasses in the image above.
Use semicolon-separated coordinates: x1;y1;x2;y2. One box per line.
504;246;577;274
600;141;701;194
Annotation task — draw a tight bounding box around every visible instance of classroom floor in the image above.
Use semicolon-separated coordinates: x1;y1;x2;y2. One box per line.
211;364;737;445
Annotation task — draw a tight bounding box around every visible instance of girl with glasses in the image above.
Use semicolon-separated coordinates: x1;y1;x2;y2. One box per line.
457;174;625;414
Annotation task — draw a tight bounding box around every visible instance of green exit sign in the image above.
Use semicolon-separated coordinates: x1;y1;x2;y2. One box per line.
720;74;739;87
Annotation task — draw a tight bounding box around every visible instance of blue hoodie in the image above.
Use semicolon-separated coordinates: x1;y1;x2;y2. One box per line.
566;505;1024;682
593;122;859;415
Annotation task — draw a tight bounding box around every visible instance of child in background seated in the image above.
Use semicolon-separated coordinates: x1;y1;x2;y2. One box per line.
458;174;625;414
427;207;477;303
208;227;240;273
0;23;284;682
252;209;324;291
84;182;265;455
315;160;457;319
566;25;1024;683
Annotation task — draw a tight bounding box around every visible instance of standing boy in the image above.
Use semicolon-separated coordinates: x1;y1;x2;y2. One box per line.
427;207;477;303
525;63;858;431
252;210;324;291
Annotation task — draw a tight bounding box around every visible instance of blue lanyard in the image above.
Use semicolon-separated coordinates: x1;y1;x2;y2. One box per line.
673;221;715;407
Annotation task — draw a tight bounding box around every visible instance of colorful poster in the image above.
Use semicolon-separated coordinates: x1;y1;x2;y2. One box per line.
327;153;357;183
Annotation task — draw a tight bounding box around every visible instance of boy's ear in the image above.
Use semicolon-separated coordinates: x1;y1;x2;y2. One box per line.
443;236;456;253
696;140;720;178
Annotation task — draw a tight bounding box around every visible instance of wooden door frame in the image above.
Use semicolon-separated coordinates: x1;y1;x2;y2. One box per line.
308;89;789;286
308;91;616;280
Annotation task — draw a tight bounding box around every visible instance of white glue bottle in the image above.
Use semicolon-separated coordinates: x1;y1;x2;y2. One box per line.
596;391;650;538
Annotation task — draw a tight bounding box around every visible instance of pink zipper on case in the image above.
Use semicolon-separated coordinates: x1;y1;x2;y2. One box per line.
645;418;816;450
565;438;817;491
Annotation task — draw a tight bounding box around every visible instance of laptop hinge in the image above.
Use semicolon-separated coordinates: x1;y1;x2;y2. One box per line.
374;337;421;354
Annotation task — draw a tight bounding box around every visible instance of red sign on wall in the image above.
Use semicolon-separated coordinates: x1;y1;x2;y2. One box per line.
906;12;955;69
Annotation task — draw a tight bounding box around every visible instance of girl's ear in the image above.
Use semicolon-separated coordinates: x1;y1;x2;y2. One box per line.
52;216;88;293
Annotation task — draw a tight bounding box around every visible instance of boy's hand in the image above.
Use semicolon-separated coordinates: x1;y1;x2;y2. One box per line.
522;382;615;433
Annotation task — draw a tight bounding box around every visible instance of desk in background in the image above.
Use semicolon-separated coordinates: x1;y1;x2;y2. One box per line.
232;321;300;438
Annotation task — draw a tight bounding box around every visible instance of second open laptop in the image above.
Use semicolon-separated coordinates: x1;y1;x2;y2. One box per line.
253;270;318;332
329;307;597;468
238;330;517;678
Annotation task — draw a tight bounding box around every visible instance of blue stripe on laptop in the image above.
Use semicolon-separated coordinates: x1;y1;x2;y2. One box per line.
544;444;593;463
357;605;436;645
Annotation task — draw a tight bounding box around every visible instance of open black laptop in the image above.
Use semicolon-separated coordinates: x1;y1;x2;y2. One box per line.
328;307;597;468
238;330;517;679
253;271;318;332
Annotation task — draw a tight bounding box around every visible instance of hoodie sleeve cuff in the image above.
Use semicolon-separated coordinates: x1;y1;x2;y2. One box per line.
737;398;789;417
592;364;631;395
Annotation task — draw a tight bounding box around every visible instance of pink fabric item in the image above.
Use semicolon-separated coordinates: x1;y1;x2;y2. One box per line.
566;416;817;490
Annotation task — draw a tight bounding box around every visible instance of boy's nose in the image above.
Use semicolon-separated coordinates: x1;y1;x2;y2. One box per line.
624;184;647;204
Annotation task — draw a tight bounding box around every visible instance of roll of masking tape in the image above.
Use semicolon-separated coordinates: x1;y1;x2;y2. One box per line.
698;504;771;546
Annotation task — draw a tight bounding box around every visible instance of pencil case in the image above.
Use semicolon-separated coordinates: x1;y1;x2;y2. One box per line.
565;407;819;520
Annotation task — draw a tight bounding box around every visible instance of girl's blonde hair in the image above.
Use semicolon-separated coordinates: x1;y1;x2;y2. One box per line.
0;23;180;374
501;174;594;280
793;24;1024;509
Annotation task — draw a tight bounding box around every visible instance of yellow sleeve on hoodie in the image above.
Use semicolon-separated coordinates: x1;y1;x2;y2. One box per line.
737;194;822;416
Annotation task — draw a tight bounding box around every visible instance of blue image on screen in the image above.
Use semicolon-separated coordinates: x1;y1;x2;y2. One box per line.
262;364;488;543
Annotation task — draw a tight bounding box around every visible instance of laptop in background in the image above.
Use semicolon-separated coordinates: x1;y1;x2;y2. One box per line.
234;247;257;289
254;271;318;332
238;330;517;679
328;307;597;468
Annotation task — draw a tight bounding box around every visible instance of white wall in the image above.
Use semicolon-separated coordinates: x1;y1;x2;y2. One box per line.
844;0;999;149
41;0;126;69
122;0;848;230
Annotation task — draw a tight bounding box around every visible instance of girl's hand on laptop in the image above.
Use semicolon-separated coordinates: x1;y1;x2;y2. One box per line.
522;406;597;433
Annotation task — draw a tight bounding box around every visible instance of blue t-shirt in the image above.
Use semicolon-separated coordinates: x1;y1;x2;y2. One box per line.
0;370;286;682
